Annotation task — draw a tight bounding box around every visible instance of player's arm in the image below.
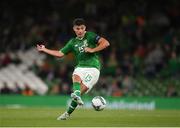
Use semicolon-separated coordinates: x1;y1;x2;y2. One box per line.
85;37;110;53
36;44;64;58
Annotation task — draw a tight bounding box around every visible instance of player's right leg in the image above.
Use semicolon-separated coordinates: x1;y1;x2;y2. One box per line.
57;75;88;120
70;74;84;105
57;83;88;120
71;81;89;105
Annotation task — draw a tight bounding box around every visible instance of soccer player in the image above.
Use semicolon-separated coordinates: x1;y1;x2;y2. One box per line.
36;18;110;120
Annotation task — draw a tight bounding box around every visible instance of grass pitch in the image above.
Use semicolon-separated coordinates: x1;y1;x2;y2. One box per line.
0;107;180;127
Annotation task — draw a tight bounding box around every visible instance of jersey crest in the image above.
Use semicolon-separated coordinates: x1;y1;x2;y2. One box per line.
78;39;88;53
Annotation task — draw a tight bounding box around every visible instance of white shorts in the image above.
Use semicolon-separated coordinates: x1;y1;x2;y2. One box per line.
73;67;100;93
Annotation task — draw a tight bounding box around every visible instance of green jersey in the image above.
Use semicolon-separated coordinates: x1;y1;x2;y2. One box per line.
60;31;101;70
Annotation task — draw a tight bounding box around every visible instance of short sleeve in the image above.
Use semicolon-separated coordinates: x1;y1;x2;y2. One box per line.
60;39;73;55
89;32;101;44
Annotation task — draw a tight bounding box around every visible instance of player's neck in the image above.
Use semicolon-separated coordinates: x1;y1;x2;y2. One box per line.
76;31;86;40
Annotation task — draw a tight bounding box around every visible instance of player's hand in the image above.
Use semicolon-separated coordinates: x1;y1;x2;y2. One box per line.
36;44;46;52
84;47;95;53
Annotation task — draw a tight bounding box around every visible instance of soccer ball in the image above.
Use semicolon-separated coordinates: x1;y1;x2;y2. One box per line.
92;96;106;111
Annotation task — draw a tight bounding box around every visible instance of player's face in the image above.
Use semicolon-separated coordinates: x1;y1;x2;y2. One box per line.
73;25;86;38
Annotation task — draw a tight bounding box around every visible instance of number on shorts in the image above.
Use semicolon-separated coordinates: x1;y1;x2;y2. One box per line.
85;74;92;82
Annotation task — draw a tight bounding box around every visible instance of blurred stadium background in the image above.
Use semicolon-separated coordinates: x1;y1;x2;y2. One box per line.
0;0;180;127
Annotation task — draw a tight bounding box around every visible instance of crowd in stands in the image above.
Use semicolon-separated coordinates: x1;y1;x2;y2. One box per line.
0;0;180;97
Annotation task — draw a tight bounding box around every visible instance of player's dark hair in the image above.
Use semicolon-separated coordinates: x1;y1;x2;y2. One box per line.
73;18;86;26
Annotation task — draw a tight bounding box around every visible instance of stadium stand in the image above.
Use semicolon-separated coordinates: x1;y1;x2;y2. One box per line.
0;48;48;95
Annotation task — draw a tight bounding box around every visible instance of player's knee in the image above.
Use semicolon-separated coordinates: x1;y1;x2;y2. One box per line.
72;74;81;83
80;84;88;95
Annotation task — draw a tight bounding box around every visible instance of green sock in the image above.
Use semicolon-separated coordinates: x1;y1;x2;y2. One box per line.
73;82;81;96
67;100;78;114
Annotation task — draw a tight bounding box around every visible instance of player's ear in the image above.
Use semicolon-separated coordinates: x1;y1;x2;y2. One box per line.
73;26;76;31
83;25;86;30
